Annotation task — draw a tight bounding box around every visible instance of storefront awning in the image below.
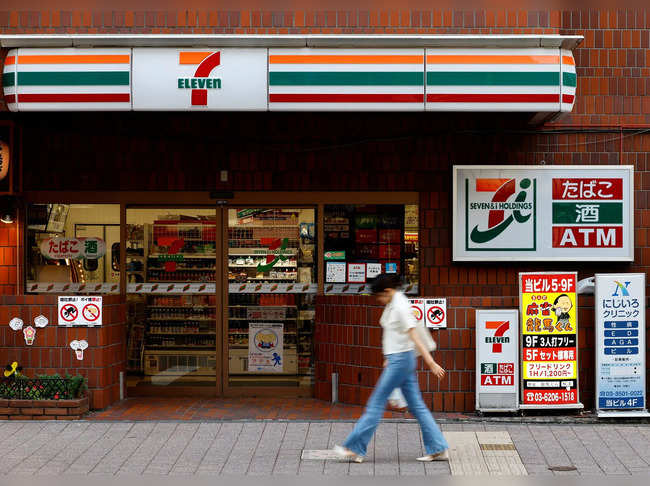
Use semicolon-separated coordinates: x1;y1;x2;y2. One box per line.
2;35;582;118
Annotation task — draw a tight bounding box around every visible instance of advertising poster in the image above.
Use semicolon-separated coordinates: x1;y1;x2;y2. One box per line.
476;309;519;412
326;261;346;283
519;272;581;408
595;274;649;416
453;166;633;261
248;323;283;373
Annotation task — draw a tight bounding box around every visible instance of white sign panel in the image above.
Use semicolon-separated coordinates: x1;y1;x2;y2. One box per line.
367;263;382;279
347;263;366;283
248;323;283;373
595;273;648;415
476;309;519;411
408;299;425;325
453;165;633;261
132;48;267;110
424;298;446;329
326;261;346;283
57;296;102;326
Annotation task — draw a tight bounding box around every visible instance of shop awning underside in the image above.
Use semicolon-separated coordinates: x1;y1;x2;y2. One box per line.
2;34;582;120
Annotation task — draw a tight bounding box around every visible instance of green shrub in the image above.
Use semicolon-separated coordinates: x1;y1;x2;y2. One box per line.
0;373;87;400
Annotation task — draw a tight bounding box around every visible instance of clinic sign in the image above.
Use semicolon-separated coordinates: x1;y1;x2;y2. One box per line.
519;272;582;409
595;274;648;416
453;166;633;261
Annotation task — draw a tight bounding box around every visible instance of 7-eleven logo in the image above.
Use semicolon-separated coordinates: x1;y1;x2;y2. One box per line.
178;51;223;106
485;321;510;353
468;178;534;245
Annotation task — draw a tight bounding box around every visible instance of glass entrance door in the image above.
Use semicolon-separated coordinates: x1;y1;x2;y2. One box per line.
125;208;221;394
226;208;317;393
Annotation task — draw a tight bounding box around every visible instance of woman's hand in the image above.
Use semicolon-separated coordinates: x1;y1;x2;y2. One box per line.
425;356;445;380
383;359;388;368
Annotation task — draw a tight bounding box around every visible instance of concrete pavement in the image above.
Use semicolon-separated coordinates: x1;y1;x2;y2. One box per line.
2;420;650;476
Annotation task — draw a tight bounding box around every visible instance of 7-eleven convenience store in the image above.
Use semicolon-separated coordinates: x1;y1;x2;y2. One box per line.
0;32;632;413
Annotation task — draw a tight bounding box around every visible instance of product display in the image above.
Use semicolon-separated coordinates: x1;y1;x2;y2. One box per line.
227;208;316;386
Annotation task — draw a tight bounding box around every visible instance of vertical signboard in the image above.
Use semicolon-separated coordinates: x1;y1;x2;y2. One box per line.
595;274;649;417
476;309;519;412
519;272;582;409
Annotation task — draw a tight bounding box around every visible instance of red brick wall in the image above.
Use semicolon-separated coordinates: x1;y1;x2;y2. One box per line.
0;222;17;295
316;294;601;412
0;295;127;410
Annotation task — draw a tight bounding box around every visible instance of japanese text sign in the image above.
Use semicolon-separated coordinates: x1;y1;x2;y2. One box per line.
248;323;283;373
595;274;647;412
41;237;106;260
424;298;447;329
519;272;580;407
453;166;633;261
57;296;103;326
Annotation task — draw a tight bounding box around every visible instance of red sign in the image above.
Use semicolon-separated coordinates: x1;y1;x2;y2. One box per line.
524;390;577;405
552;226;622;248
524;347;576;362
552;178;623;200
481;375;514;386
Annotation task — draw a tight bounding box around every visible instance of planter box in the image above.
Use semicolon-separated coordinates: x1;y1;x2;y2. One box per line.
0;396;88;420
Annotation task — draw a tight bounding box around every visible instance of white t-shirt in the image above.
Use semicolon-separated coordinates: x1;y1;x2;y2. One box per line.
379;291;416;355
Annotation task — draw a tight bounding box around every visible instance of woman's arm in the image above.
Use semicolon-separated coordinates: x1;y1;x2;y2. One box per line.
407;328;445;379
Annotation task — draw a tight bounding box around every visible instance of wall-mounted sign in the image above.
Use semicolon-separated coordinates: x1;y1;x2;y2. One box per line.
5;48;577;115
453;166;633;261
366;263;382;279
425;298;447;329
519;272;582;409
40;237;106;260
132;48;267;110
0;140;9;181
476;309;519;412
409;299;425;324
58;296;102;326
70;340;88;361
595;273;649;417
248;323;283;373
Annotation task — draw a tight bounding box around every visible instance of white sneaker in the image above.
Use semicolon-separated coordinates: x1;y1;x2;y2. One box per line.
333;445;364;463
416;449;449;462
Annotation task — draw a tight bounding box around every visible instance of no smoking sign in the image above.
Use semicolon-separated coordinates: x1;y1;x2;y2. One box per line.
425;298;447;329
58;296;103;326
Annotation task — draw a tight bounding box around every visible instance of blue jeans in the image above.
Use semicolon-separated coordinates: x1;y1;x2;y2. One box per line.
343;350;448;457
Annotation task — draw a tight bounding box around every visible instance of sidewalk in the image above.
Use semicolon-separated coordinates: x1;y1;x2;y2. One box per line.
2;420;650;476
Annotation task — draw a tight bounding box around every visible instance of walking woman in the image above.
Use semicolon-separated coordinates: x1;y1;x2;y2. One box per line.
334;273;449;463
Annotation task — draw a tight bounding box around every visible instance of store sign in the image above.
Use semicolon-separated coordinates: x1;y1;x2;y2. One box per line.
248;323;283;373
57;296;102;326
347;263;366;283
40;237;106;260
132;48;267;110
5;48;578;114
326;261;347;283
519;272;581;408
595;274;648;415
476;309;519;411
324;251;346;260
453;166;633;261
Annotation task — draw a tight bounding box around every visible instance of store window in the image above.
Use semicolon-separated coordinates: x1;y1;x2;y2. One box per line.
125;209;217;391
227;208;316;391
323;204;419;293
26;204;120;293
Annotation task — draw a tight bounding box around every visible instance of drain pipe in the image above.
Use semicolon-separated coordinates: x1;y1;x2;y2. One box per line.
119;371;125;400
331;372;339;403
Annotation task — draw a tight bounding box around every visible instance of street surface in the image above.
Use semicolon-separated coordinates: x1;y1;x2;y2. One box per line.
1;420;650;476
